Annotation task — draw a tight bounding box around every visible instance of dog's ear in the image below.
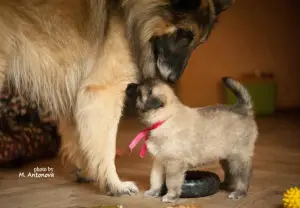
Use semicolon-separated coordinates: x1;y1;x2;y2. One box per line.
170;0;233;14
170;0;201;12
212;0;234;15
144;97;164;111
198;0;234;43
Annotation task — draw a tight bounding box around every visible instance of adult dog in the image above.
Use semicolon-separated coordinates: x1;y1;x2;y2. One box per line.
0;0;233;196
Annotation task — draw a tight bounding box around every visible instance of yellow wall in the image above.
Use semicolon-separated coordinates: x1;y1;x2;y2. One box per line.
177;0;300;109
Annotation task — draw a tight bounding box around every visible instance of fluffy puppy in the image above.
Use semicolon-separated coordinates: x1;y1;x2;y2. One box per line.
126;78;258;203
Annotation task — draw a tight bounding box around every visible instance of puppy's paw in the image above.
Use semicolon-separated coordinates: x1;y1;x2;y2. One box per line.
162;194;178;203
228;190;247;200
144;189;161;198
107;181;139;196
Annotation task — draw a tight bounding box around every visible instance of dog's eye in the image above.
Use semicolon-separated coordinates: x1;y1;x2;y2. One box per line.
176;29;194;41
175;28;194;47
174;11;186;19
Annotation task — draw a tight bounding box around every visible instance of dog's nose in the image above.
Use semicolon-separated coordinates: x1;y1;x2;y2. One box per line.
126;83;139;98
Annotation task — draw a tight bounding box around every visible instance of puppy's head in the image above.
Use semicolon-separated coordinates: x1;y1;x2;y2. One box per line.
126;80;177;120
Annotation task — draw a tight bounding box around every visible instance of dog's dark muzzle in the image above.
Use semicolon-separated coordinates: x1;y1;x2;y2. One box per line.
151;29;193;83
165;55;189;83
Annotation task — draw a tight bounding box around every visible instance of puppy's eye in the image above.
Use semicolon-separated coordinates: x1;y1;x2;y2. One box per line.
144;97;164;111
148;88;153;96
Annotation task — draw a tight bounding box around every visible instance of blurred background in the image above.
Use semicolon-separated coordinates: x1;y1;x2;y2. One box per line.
176;0;300;114
1;1;300;207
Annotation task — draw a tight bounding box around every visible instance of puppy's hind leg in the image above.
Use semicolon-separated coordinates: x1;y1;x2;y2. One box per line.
162;161;186;203
75;84;138;196
220;159;234;191
226;156;252;200
144;159;165;198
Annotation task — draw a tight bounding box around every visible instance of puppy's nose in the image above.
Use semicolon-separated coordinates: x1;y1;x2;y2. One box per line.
126;83;139;98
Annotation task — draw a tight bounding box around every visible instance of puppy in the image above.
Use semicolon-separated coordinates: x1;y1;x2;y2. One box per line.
126;78;258;203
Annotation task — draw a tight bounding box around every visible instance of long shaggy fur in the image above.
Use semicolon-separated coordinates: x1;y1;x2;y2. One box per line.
0;0;139;195
0;0;234;196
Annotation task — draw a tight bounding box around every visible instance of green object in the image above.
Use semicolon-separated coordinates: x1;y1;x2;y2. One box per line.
224;79;277;115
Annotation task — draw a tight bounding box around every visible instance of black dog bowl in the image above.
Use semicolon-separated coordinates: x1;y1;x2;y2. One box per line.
160;171;220;198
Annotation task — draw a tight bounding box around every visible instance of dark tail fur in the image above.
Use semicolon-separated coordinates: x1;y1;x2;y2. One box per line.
222;77;253;115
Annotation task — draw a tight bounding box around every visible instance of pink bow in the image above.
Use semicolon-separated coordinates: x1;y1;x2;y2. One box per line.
129;121;165;158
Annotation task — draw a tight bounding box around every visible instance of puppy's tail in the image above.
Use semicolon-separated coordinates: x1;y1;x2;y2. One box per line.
222;77;253;115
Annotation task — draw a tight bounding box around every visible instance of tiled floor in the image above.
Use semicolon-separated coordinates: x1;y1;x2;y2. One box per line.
0;112;300;208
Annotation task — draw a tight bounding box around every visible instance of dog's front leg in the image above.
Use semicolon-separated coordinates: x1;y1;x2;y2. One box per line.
58;119;81;169
75;83;138;196
162;161;186;203
144;159;165;198
58;119;93;183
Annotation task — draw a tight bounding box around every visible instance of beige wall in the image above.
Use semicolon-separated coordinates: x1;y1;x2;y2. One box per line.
177;0;300;109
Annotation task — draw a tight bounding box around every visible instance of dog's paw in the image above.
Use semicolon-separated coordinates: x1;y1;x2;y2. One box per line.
228;190;247;200
76;176;94;183
162;194;178;203
107;181;139;196
144;189;161;198
74;169;94;183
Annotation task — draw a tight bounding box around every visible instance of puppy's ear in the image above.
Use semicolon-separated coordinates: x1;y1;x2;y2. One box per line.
126;83;139;98
144;97;164;111
212;0;234;15
170;0;201;12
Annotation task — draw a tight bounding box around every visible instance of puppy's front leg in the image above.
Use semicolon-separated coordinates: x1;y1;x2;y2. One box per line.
144;159;165;198
162;162;186;203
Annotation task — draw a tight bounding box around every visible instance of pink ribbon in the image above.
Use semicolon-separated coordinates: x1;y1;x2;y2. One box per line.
129;121;165;158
